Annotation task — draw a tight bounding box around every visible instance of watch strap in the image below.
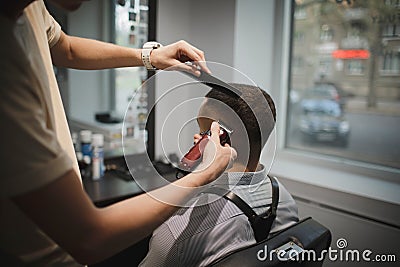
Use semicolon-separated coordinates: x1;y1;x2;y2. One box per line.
141;41;163;70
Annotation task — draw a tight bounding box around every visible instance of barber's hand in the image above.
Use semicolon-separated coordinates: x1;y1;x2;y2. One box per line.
195;122;237;183
150;40;211;76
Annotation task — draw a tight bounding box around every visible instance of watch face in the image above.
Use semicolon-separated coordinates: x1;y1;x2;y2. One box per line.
143;41;162;49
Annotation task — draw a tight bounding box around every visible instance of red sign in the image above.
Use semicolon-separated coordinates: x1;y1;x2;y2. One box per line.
332;50;370;59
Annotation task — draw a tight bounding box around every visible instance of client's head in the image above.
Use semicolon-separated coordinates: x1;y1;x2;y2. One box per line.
197;83;276;172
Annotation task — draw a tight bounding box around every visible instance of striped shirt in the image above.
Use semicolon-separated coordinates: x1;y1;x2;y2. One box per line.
139;165;298;267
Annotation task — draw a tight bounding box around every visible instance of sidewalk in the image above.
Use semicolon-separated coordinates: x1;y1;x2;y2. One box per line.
345;97;400;116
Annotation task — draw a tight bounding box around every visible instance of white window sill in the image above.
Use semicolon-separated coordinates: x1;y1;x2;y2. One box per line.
262;149;400;227
379;71;400;76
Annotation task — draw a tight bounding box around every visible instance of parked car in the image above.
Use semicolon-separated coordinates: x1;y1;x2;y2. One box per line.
299;99;350;146
305;82;347;109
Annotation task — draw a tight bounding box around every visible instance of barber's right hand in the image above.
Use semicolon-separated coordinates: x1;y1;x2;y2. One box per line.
195;122;237;183
150;40;211;76
193;133;202;145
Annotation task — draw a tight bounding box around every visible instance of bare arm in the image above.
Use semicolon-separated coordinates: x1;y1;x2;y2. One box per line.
12;122;234;265
50;32;210;73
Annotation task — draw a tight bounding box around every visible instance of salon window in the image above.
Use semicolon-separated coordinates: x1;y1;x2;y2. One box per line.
256;0;400;231
286;0;400;171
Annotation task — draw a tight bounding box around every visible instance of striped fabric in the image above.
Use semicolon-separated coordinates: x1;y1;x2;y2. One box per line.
139;165;298;267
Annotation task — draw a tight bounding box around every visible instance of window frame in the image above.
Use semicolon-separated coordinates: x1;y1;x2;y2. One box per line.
267;0;400;219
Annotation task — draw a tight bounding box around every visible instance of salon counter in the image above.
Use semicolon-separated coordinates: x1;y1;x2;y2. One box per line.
83;172;144;207
83;156;177;207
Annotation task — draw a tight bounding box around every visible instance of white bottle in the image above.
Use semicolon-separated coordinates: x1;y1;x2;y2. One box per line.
80;130;92;158
71;132;78;152
91;134;104;180
125;103;136;138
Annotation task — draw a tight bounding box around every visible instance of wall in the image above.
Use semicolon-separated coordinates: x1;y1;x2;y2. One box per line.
296;199;399;267
157;0;236;66
233;0;275;92
155;0;236;159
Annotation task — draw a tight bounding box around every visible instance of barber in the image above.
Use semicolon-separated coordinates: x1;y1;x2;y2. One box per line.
0;0;236;266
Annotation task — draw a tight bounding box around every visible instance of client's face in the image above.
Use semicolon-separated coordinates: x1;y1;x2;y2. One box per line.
197;98;250;164
197;98;252;171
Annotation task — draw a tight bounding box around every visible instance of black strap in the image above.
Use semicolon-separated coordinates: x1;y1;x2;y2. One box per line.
204;187;259;220
253;175;279;241
203;175;279;242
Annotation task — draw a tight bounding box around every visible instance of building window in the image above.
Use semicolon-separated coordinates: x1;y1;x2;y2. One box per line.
320;24;333;42
292;56;305;74
346;60;364;75
287;0;400;170
294;6;307;20
318;57;332;76
381;51;400;75
384;0;400;8
294;31;305;44
382;24;400;38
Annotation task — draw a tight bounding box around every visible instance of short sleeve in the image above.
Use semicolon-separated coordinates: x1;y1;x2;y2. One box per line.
0;32;72;197
39;0;61;47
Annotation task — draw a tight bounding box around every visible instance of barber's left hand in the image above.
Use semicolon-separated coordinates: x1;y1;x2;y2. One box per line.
150;40;211;76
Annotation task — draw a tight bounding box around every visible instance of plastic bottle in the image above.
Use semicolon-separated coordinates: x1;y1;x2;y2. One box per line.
80;130;92;158
125;104;136;138
71;132;79;152
91;133;104;180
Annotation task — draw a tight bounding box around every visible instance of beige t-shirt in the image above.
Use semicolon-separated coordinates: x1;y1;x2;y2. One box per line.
0;1;82;266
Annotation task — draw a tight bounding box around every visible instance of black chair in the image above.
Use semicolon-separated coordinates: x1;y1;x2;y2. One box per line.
211;217;331;267
204;176;332;267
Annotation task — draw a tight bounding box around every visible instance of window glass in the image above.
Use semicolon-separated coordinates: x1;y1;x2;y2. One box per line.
347;59;364;75
320;24;334;41
115;0;149;117
287;0;400;169
294;6;307;19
